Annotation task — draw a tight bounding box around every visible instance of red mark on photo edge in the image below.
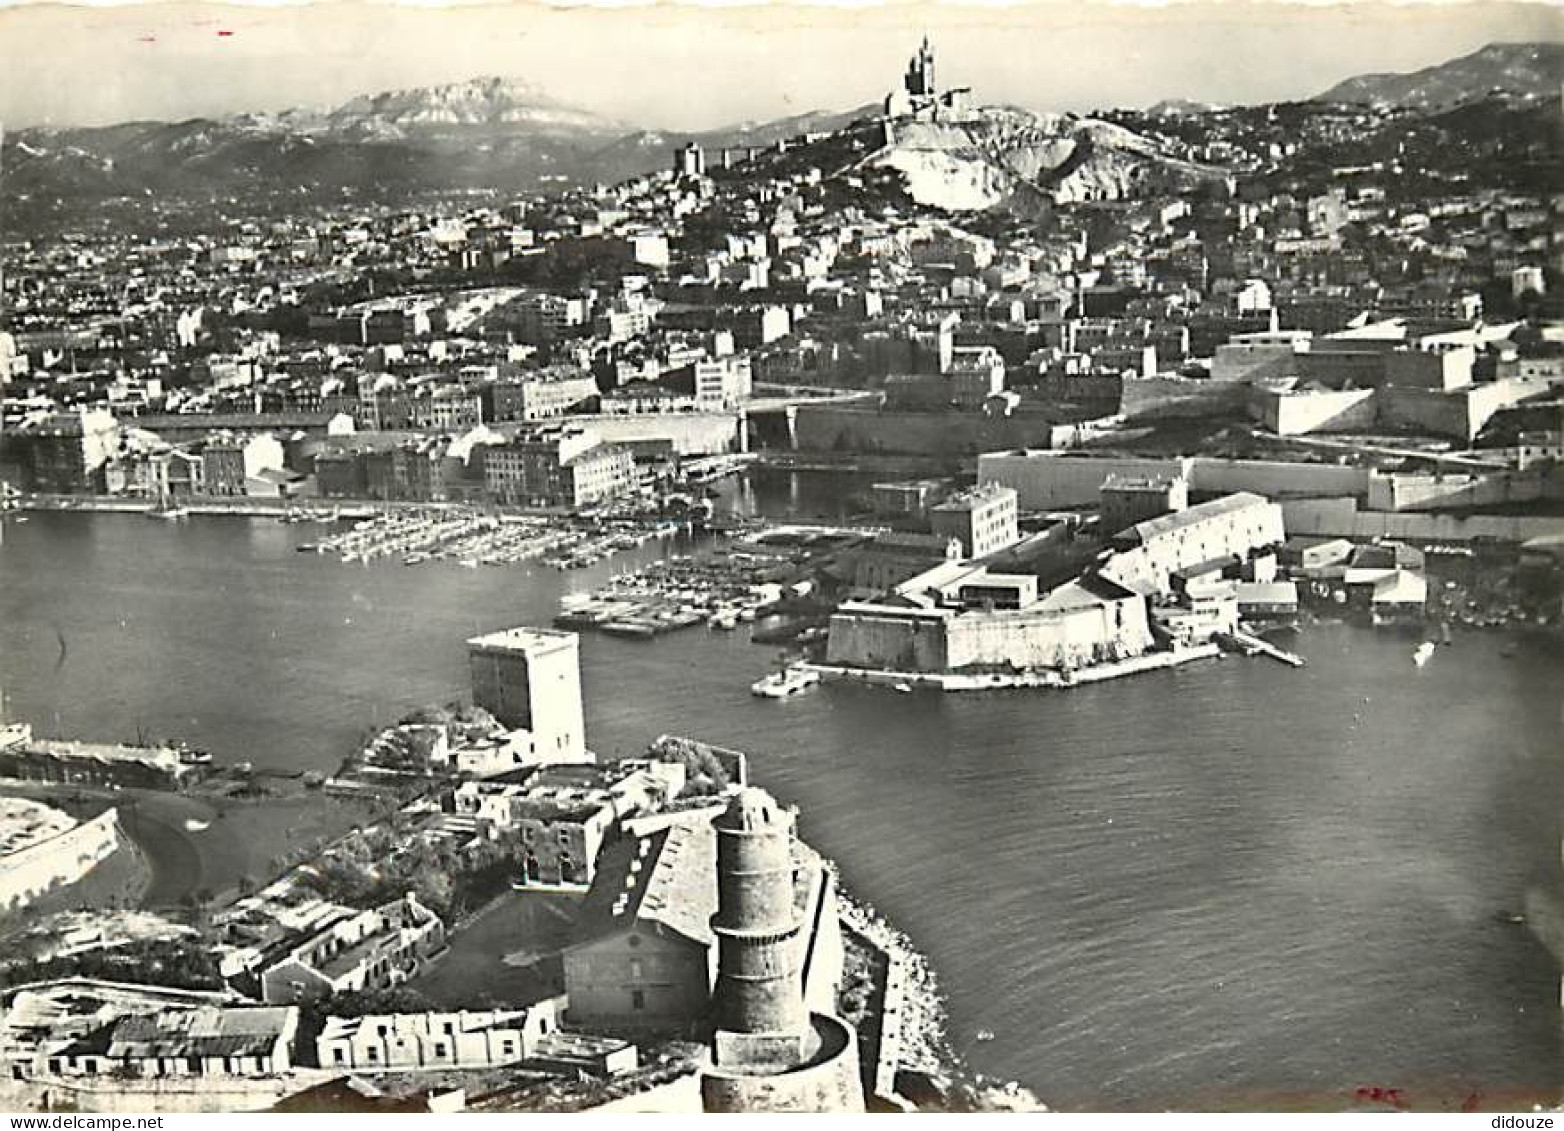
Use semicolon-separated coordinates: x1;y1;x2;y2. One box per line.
1354;1086;1410;1110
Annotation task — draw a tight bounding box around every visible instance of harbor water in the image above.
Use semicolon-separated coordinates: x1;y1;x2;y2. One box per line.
0;482;1560;1110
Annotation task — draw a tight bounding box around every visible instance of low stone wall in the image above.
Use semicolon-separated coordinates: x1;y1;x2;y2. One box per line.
0;1073;306;1114
1280;496;1564;543
1120;376;1249;421
1378;375;1563;442
832;887;949;1077
875;950;911;1102
978;452;1183;509
977;451;1372;509
583;1072;703;1113
1367;468;1563;512
571;412;740;457
700;1015;863;1113
1190;456;1370;500
793;407;1075;458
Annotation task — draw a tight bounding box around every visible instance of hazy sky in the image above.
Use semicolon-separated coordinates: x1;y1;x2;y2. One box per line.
0;1;1560;131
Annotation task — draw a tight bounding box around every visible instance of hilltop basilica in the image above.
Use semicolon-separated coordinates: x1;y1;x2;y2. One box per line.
883;37;973;122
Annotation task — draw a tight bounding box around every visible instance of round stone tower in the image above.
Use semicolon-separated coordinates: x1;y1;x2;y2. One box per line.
710;787;808;1045
701;788;866;1112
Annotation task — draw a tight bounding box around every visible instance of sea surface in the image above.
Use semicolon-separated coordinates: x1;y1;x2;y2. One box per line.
1;473;1561;1111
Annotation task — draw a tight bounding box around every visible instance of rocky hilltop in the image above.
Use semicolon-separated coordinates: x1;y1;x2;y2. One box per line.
865;107;1227;211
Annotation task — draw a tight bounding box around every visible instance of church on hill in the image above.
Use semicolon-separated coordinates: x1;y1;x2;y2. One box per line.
883;36;973;122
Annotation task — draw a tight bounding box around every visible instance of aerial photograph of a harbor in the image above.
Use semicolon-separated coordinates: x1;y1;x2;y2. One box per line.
0;0;1561;1115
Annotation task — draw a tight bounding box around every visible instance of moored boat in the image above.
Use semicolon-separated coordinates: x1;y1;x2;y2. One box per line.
751;665;822;698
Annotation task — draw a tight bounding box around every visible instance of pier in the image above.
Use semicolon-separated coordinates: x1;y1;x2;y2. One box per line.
1222;629;1306;668
0;725;211;791
303;506;690;569
802;643;1224;693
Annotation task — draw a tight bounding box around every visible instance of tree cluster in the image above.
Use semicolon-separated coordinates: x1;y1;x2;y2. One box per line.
0;937;223;994
300;828;516;922
645;735;733;797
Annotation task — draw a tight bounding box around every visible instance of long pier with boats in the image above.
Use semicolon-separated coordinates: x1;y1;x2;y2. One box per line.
553;522;870;640
298;503;709;570
0;722;214;792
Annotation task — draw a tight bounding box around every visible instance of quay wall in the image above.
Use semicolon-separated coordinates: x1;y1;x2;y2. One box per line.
806;642;1222;692
0;809;119;913
826;607;950;671
21;496;355;519
944;599;1153;670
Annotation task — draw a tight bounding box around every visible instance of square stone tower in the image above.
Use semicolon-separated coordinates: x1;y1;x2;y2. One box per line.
466;627;587;762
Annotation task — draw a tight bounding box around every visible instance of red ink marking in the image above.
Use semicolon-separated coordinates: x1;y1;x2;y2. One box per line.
1354;1087;1410;1110
216;29;234;37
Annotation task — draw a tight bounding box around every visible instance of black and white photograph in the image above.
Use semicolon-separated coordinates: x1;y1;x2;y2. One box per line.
0;0;1561;1115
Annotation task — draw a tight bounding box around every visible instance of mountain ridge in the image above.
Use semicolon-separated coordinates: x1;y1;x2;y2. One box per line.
1315;41;1564;109
4;41;1556;216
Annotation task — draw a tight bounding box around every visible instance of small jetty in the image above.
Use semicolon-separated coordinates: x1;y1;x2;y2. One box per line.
1222;629;1306;668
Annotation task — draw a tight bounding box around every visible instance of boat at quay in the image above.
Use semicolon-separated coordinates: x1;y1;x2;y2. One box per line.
751;664;822;698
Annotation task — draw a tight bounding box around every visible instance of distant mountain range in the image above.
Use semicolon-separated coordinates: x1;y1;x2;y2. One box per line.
1316;42;1563;109
1;76;876;211
2;41;1558;217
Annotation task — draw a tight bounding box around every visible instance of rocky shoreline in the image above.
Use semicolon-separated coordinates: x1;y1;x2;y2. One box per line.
830;866;1044;1112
